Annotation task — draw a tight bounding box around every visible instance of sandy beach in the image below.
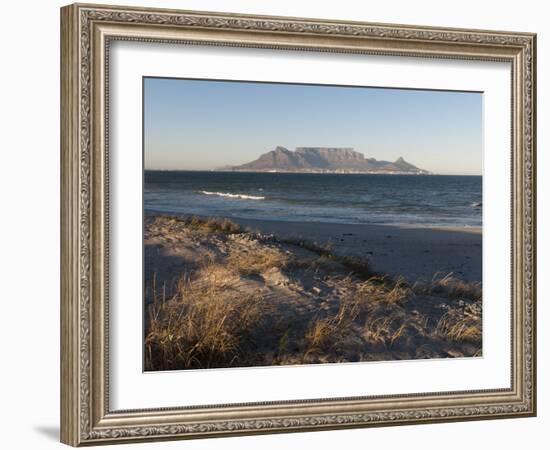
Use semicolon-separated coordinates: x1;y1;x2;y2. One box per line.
231;217;482;283
144;213;482;371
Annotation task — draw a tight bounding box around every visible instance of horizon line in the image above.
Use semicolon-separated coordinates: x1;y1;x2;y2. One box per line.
143;168;482;176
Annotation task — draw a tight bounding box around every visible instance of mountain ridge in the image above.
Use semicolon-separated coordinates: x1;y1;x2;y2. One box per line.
221;147;429;174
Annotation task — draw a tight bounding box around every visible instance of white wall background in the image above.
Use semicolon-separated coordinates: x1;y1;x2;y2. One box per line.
0;1;546;449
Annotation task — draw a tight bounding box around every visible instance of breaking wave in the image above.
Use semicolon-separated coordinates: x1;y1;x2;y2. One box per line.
199;191;265;200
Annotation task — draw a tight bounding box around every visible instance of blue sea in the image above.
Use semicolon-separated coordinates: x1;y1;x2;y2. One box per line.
144;171;482;228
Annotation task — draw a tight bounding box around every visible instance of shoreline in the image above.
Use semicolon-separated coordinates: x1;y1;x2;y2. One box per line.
145;210;482;282
145;208;481;233
232;216;482;234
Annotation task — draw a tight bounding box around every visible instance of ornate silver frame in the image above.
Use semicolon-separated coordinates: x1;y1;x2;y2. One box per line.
60;3;536;446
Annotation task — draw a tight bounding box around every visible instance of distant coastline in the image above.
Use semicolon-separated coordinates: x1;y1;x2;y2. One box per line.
144;169;481;176
215;169;431;175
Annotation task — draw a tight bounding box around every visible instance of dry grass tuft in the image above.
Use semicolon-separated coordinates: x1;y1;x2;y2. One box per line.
145;273;263;371
413;273;481;301
304;277;414;356
435;307;482;343
226;246;289;276
305;293;361;354
152;214;243;235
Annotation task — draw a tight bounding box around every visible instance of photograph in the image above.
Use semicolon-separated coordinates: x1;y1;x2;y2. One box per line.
143;78;484;371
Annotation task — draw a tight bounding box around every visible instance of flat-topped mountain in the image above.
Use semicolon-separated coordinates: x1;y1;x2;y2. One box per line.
223;147;429;174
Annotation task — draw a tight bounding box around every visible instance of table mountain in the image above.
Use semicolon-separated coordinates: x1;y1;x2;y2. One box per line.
224;147;429;174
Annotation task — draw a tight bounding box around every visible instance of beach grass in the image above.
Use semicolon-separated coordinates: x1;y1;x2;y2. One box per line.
152;214;243;235
144;214;482;370
145;264;264;370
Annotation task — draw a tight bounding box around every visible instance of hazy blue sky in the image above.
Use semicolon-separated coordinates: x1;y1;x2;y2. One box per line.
144;77;482;175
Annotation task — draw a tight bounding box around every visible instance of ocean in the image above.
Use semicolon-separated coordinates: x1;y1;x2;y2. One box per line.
144;171;482;228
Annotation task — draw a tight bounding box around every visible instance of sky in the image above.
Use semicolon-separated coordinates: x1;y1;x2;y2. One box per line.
144;77;483;175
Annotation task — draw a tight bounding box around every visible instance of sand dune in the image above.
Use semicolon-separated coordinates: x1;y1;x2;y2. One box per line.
144;214;482;371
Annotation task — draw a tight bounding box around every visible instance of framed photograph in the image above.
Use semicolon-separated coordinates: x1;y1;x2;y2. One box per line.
60;3;536;446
